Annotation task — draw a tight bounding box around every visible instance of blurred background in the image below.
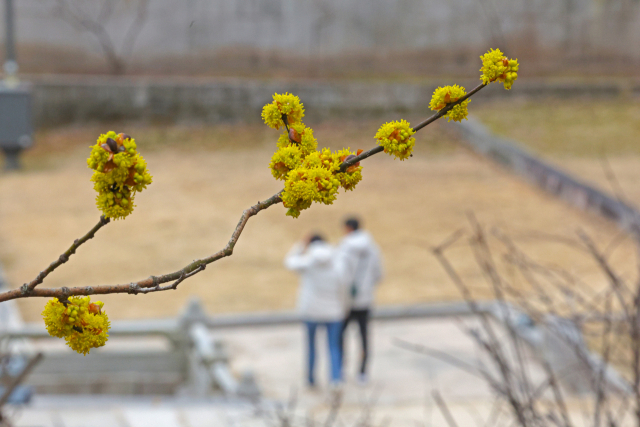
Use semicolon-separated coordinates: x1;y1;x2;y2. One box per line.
6;0;640;78
1;0;640;426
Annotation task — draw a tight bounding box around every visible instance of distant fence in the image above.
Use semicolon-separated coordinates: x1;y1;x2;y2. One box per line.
3;297;629;395
455;118;640;236
27;77;640;128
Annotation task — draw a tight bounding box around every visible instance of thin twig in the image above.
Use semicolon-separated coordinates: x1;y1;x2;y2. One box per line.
0;352;43;408
432;390;460;427
339;83;487;172
394;338;485;379
21;216;110;295
577;229;632;322
0;192;282;302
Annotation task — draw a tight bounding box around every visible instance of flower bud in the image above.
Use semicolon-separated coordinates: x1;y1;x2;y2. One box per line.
116;133;132;145
105;138;118;153
289;128;301;144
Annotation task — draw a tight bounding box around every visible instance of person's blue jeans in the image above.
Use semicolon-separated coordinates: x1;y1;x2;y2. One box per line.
305;321;342;385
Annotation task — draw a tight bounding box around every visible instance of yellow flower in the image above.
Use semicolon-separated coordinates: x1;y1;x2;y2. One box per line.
479;48;519;90
42;297;110;355
300;148;363;191
42;298;71;338
303;148;338;172
335;148;364;191
277;123;317;155
374;120;416;160
260;92;365;217
429;85;470;122
269;145;303;181
282;167;341;218
261;93;305;130
87;132;152;220
65;326;109;356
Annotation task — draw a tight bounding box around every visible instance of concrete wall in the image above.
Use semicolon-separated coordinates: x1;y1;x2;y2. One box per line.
4;0;640;74
26;77;640;128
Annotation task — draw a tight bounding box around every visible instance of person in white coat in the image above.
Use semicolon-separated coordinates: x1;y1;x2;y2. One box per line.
338;217;383;384
285;234;348;387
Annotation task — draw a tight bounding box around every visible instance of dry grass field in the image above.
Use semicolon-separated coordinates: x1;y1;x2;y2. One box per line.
1;99;639;322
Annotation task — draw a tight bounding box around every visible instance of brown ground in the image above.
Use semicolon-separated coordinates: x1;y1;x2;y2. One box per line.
1;100;639;322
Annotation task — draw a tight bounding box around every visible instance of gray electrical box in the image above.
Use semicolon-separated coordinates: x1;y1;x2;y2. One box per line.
0;84;33;170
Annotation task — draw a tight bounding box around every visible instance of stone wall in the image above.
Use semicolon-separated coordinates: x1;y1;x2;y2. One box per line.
26;76;640;128
455;118;640;236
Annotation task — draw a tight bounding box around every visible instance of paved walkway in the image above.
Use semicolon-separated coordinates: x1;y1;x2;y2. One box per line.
10;316;544;427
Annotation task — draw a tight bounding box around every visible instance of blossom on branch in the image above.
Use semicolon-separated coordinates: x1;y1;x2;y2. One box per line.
42;297;110;355
334;148;364;190
282;167;341;218
429;85;470;123
277;123;318;155
88;132;152;220
261;93;305;130
480;48;519;90
269;145;304;180
262;93;364;218
374;120;416;160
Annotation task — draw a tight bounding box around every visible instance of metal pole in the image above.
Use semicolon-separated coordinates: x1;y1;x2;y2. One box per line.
3;0;18;81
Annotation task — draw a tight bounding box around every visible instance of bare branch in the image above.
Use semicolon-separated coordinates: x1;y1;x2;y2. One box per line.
21;215;110;296
577;229;632;321
394;338;485;380
0;192;282;302
0;352;43;408
432;390;460;427
120;0;149;60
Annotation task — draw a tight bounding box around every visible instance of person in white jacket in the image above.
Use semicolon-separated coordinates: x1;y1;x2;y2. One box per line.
285;234;348;387
338;217;383;384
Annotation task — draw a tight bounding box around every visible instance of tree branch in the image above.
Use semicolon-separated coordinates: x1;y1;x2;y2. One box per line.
0;192;281;302
20;216;110;296
339;82;487;172
0;81;490;303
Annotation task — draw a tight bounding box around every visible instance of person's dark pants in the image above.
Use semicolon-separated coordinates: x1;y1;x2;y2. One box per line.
339;308;370;375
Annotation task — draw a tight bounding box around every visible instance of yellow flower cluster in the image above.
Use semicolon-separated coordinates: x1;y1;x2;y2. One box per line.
277;123;317;155
374;120;416;160
42;297;110;355
428;85;470;122
282;167;341;216
87;132;152;220
480;48;519;90
262;93;363;218
270;145;303;180
262;93;305;130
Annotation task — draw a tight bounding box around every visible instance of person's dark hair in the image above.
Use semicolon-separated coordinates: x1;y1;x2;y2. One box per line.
308;234;324;244
344;217;360;231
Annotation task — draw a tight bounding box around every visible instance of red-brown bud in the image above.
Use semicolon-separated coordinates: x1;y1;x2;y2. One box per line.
289;128;301;144
115;133;132;145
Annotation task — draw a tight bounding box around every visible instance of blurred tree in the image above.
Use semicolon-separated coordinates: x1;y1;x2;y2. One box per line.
52;0;149;74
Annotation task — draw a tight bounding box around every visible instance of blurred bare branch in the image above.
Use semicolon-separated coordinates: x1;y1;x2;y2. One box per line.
52;0;149;74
